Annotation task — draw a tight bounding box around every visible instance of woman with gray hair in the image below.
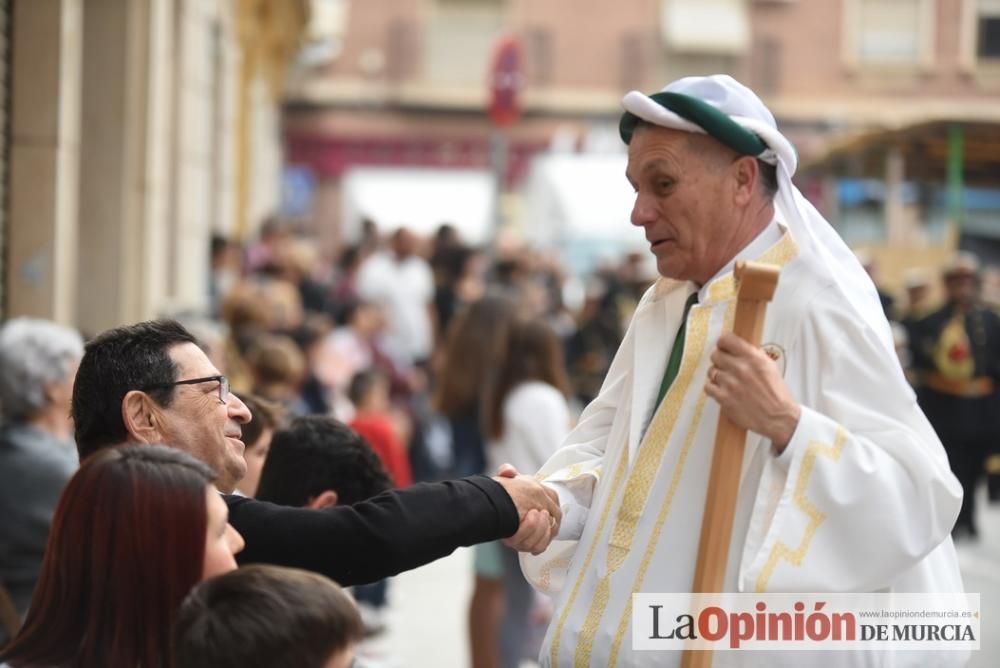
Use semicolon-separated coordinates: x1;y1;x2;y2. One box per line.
0;317;84;641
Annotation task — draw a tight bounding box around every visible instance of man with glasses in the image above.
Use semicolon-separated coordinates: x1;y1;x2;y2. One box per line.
71;320;560;585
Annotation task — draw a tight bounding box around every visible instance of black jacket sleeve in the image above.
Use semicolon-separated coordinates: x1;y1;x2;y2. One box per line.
226;475;519;586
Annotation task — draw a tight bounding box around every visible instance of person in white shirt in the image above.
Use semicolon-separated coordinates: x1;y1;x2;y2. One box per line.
355;228;435;365
471;319;572;668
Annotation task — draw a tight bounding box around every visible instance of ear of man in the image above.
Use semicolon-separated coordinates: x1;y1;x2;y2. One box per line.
121;390;168;444
731;155;759;207
306;490;339;509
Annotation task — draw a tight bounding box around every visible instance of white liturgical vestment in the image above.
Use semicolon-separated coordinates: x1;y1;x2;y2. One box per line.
521;225;965;668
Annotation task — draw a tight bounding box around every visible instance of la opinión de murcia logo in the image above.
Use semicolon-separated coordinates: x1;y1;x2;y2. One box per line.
631;593;980;652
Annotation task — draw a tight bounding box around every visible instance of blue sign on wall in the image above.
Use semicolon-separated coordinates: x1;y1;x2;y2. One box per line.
281;165;316;217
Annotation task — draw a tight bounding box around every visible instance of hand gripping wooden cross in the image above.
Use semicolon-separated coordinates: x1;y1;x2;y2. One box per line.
681;261;780;668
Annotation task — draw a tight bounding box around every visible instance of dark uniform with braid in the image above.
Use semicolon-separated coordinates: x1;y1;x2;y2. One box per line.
909;256;1000;537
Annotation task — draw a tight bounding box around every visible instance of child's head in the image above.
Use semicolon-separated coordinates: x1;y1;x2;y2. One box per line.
247;334;306;399
255;415;393;508
234;393;283;497
341;298;384;335
348;369;390;414
174;564;362;668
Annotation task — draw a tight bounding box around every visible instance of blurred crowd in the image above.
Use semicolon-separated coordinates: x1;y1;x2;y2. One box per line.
205;217;654;420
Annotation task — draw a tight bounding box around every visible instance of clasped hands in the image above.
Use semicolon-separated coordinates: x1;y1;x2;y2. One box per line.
492;463;560;555
704;333;801;452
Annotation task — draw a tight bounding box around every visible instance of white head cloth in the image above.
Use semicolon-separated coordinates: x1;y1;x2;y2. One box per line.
622;75;894;352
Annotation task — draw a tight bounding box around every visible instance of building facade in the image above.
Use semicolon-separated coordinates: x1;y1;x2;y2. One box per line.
0;0;307;331
285;0;1000;261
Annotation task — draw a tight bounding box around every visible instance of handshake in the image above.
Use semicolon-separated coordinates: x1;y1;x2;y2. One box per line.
492;464;561;556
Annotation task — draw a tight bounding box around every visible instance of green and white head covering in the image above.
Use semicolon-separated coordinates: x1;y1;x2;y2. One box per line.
619;75;892;350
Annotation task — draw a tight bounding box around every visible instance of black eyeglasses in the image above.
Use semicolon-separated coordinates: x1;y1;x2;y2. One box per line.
145;375;230;404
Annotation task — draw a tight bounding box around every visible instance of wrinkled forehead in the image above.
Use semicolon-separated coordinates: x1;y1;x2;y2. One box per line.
627;125;690;160
626;124;723;176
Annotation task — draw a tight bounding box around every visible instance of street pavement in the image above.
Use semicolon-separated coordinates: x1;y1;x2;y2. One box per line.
956;485;1000;668
359;486;999;667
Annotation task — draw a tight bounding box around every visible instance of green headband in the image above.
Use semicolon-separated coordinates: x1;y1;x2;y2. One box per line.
619;91;768;157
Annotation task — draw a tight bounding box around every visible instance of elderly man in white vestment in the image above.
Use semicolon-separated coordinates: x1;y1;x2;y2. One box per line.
518;76;966;668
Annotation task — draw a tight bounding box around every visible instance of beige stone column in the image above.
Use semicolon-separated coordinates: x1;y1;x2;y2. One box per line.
76;0;175;334
247;77;283;232
215;17;242;240
169;0;238;312
139;0;175;318
6;0;82;325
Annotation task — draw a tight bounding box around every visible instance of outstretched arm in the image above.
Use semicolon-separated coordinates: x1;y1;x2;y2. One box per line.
229;475;530;585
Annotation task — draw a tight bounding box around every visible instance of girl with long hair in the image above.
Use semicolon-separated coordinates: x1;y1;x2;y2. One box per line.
0;445;244;667
473;318;572;668
433;294;519;478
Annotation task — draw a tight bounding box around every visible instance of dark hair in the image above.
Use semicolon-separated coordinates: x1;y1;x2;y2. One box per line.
237;393;284;450
175;564;362;668
347;369;386;407
756;159;778;200
72;320;197;460
434;294;519;419
338;245;361;271
337;298;377;328
255;416;392;507
210;234;231;261
0;445;214;668
487;319;570;440
289;315;332;352
434;245;475;283
434;223;457;244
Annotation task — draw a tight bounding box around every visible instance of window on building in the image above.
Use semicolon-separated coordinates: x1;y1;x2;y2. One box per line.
386;18;418;82
425;0;506;87
298;0;349;67
659;0;749;55
978;0;1000;60
751;36;782;95
855;0;926;65
620;32;647;92
657;0;746;85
